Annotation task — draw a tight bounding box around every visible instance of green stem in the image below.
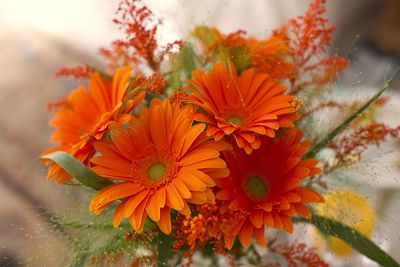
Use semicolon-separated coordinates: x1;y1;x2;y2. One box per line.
157;232;172;267
304;80;392;159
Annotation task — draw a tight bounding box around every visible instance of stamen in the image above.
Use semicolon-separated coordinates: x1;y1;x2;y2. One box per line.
148;162;166;181
244;175;268;199
227;116;243;126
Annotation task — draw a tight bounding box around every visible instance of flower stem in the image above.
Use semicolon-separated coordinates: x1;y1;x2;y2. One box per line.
304;79;392;159
157;232;172;267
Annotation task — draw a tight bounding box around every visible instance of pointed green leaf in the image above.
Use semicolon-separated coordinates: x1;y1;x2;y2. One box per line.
294;214;400;267
41;151;112;190
305;80;392;158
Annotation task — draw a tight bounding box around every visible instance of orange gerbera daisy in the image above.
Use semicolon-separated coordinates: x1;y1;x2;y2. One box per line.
186;61;298;154
89;99;230;234
216;128;323;249
44;67;145;183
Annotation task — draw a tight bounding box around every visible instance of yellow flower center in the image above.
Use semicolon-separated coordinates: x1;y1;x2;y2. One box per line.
244;175;269;199
147;162;166;181
227;116;243;126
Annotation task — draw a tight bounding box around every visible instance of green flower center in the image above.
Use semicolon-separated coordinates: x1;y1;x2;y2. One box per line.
244;175;268;199
147;162;166;181
227;116;243;126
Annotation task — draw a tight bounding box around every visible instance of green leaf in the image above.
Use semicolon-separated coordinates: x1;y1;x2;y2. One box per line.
192;25;220;47
305;79;392;159
41;151;112;191
166;43;197;92
180;43;197;77
227;46;252;74
68;252;90;267
294;214;400;267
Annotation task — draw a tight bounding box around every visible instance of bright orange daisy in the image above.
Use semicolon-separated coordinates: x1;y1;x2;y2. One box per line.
186;61;298;154
89;99;230;234
44;67;145;183
215;128;323;249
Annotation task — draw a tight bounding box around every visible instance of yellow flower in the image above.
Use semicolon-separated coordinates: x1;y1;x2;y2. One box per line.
314;189;376;256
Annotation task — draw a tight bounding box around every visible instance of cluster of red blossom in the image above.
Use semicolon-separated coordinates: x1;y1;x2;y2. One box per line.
42;0;397;266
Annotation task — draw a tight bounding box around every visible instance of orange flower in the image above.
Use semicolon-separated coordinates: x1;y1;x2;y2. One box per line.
216;128;323;248
220;28;293;79
44;67;145;183
89;99;230;234
249;28;295;80
193;26;293;78
186;62;298;154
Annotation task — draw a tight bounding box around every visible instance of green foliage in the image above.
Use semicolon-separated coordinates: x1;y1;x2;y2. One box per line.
294;214;400;267
216;45;252;75
181;44;197;77
41;151;112;191
52;202;154;267
42;152;158;266
157;232;173;267
192;26;220;47
167;43;198;91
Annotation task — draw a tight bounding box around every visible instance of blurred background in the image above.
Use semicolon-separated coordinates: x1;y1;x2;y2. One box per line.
0;0;399;266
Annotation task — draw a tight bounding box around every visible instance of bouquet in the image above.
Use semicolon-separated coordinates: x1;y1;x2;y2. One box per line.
41;0;400;266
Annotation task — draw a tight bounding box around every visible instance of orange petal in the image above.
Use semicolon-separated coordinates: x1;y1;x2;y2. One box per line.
181;123;206;155
253;226;266;247
179;173;207;191
180;149;220;166
178;201;191;216
257;201;272;212
238;220;253;247
157;207;172;234
191;170;216;187
294;203;312;218
280;215;293;233
153;187;166;208
284;192;301;202
296;188;324;202
229;195;249;210
166;184;185;211
249;210;264;228
271;212;283;230
146;193;161;222
124;190;149;217
172;179;192;199
188;191;208;204
113;199;128;228
263;213;274;228
216;189;236;201
129;196;149;233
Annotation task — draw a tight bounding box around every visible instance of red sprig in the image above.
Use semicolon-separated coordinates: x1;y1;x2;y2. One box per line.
287;0;348;93
329;123;400;164
173;202;247;256
142;72;167;94
101;0;160;69
268;241;328;267
55;65;93;79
